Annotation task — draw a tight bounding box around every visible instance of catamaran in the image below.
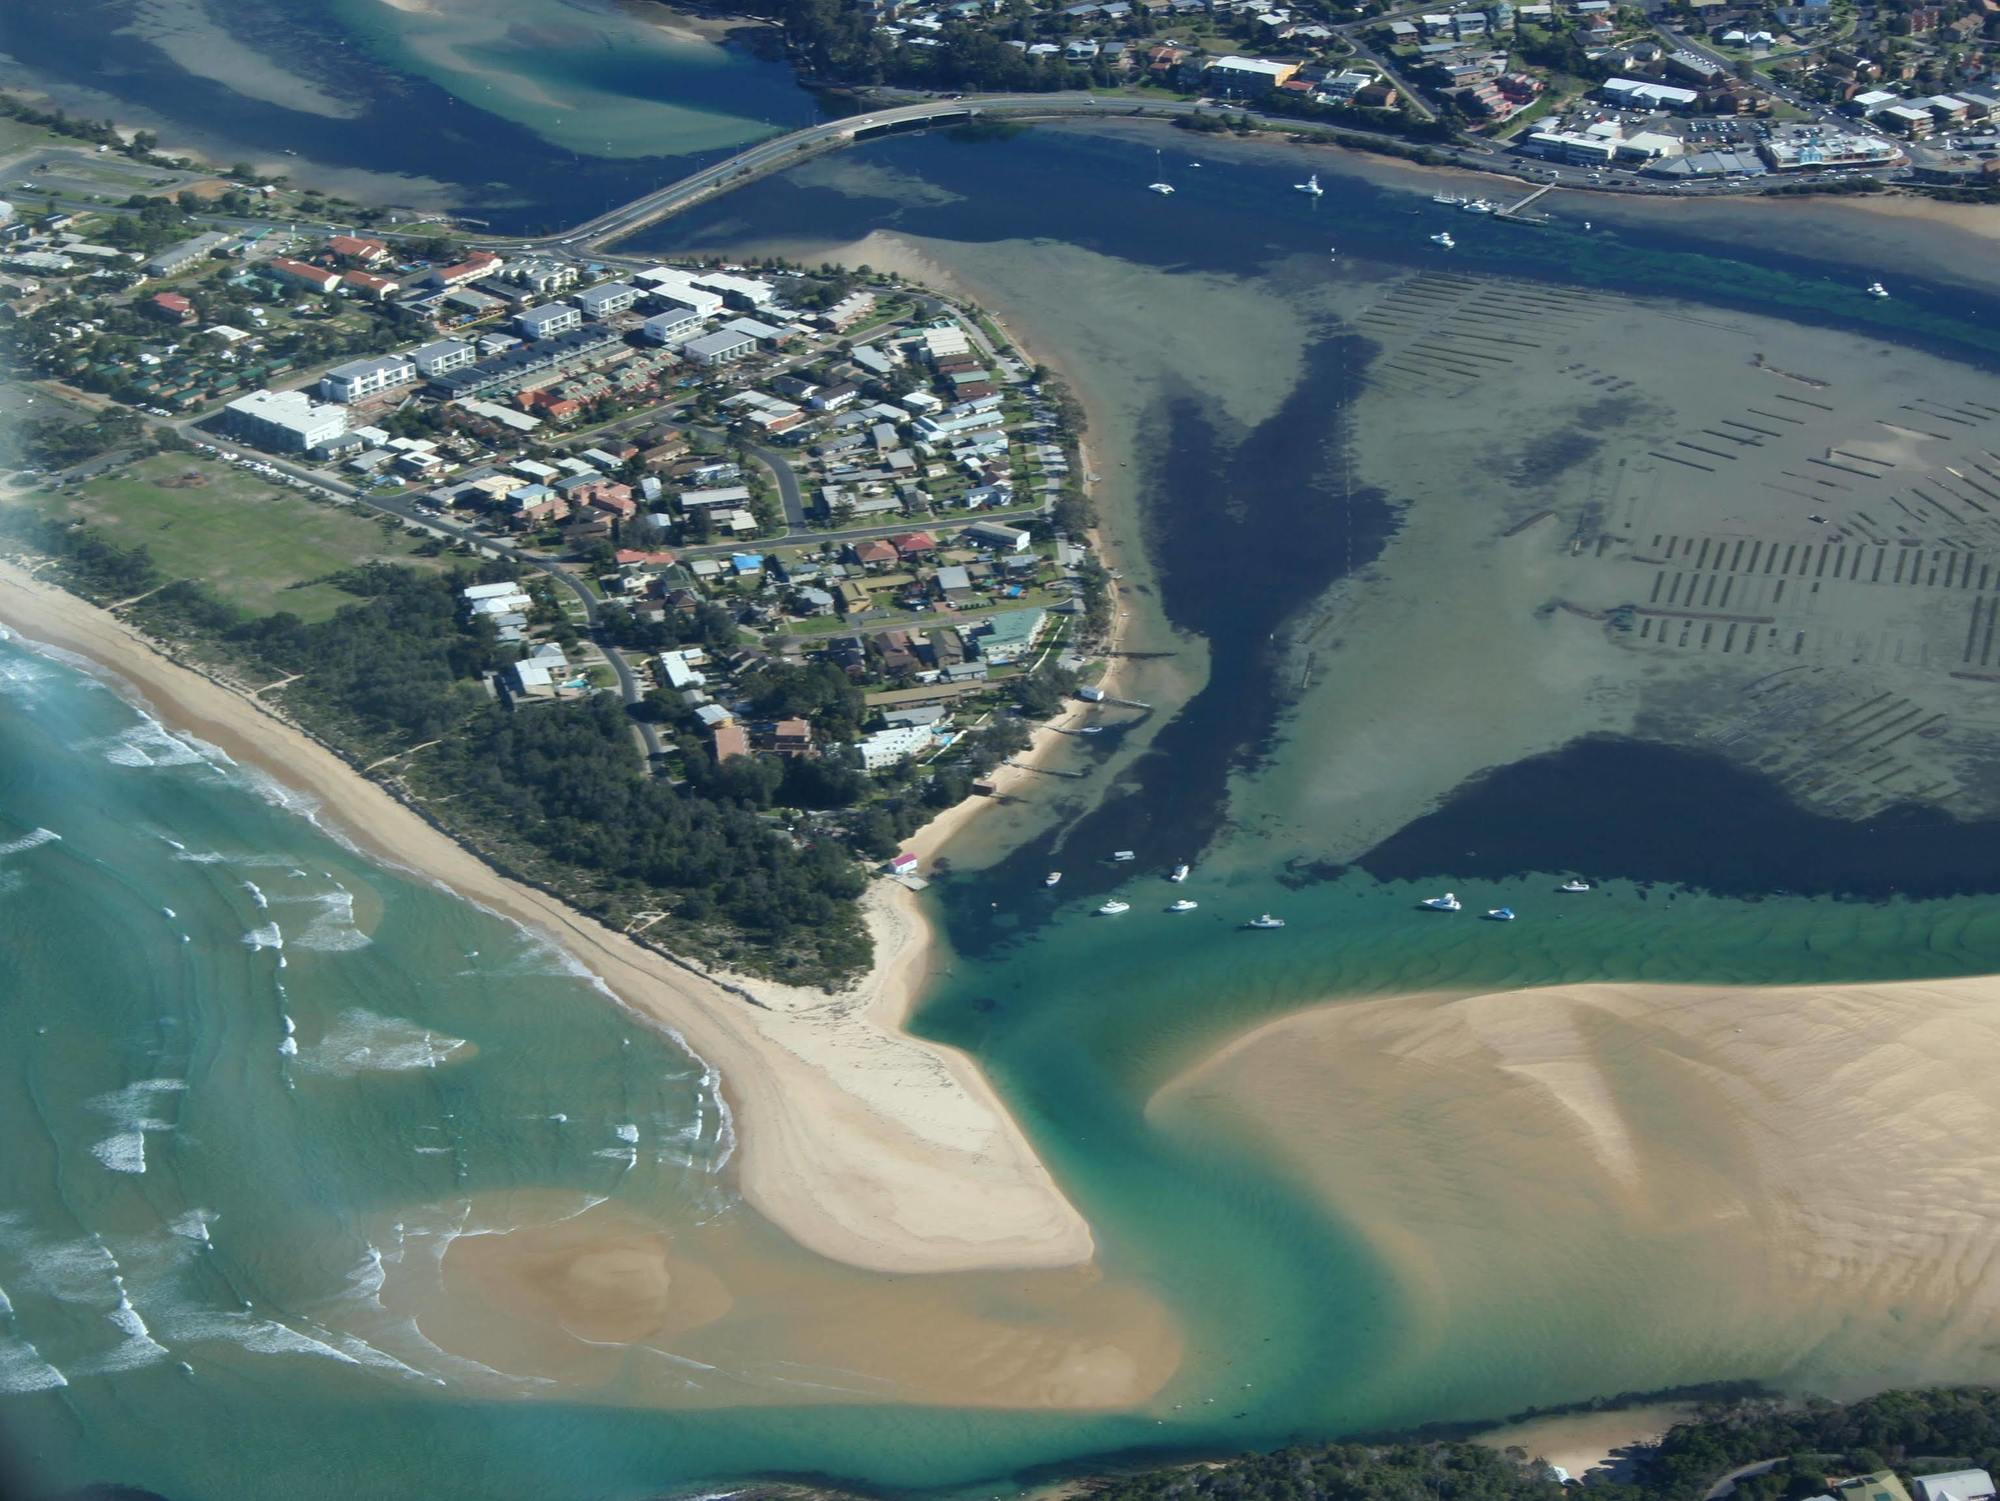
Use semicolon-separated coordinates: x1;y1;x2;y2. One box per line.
1246;914;1286;929
1420;892;1462;911
1169;863;1190;883
1169;899;1199;912
1045;871;1063;887
1098;899;1131;915
1558;878;1591;893
1484;906;1516;922
1296;173;1323;196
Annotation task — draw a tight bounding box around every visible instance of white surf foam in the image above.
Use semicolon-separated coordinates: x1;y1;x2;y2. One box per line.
242;923;283;951
293;890;371;953
613;1123;640;1144
169;1210;215;1246
302;1010;468;1077
0;1337;67;1393
90;1132;146;1174
99;717;212;770
242;881;269;910
277;1036;298;1058
0;828;59;858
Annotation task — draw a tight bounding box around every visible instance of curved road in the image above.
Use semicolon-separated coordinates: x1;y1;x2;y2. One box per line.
172;418;664;757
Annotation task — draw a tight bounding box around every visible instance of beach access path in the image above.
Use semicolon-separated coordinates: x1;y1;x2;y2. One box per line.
0;557;1095;1276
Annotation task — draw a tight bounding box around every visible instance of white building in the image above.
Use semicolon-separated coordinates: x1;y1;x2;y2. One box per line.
1601;76;1701;110
632;266;726;317
682;328;756;366
410;338;476;377
1914;1472;1996;1501
689;269;777;308
224;389;349;452
641;305;703;344
319;354;416;404
657;648;708;690
859;722;939;771
463;580;534;617
517;303;583;340
572;281;642;319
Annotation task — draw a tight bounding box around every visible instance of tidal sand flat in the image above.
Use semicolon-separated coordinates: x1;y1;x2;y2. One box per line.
1155;976;2000;1413
1236;270;2000;868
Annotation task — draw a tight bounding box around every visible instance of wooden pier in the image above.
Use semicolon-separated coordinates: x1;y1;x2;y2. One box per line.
1497;183;1556;224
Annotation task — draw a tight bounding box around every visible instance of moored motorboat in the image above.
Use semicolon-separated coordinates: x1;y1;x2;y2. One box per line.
1420;892;1462;911
1111;850;1137;862
1045;871;1063;887
1246;913;1286;929
1484;906;1516;922
1431;191;1466;206
1430;231;1456;249
1296;173;1323;196
1462;198;1495;214
1558;878;1590;893
1098;899;1131;915
1868;281;1889;298
1170;863;1190;883
1169;899;1199;912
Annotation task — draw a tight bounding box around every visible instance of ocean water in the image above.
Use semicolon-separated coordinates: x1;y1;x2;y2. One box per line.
15;122;2000;1499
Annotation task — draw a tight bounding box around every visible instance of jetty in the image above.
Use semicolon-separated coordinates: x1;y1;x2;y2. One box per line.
1497;184;1556;225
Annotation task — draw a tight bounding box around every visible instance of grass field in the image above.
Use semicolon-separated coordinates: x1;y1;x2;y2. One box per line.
28;454;445;621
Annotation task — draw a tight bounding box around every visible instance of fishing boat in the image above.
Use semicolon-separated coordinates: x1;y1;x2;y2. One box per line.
1867;281;1889;298
1148;149;1175;196
1558;878;1591;893
1420;892;1462;912
1170;863;1190;883
1111;850;1137;862
1246;913;1286;929
1431;190;1466;206
1296;173;1323;196
1169;899;1199;912
1098;899;1131;915
1430;231;1456;249
1045;871;1063;887
1484;906;1516;922
1462;198;1495;214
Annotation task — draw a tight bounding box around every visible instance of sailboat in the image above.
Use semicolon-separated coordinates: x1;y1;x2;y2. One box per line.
1296;172;1323;196
1148;149;1175;196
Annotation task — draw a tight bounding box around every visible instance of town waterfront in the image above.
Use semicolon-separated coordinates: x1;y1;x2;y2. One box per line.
14;119;2000;1500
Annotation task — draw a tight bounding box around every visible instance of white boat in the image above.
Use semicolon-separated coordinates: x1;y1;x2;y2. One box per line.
1246;913;1286;929
1430;231;1456;249
1111;850;1136;862
1462;198;1495;214
1420;892;1462;912
1149;149;1175;196
1867;281;1889;298
1045;871;1062;887
1296;173;1323;196
1078;726;1103;734
1098;899;1131;915
1431;191;1466;206
1170;864;1190;883
1169;899;1199;912
1484;906;1516;922
1558;878;1591;893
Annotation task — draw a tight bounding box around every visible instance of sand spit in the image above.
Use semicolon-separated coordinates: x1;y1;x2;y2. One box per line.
1156;976;2000;1404
0;559;1091;1277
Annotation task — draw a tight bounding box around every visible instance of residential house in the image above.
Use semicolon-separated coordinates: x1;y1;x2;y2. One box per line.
268;257;341;294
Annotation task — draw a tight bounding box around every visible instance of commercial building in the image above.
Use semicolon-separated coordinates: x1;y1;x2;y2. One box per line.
224;389;349;452
682;328;757;367
409;338;476;377
1879;103;1935;137
1520;127;1619;165
858;722;939;771
319;354;417;404
145;231;233;277
1204;55;1300;93
572;281;642;319
1759;124;1900;170
1600;76;1701;110
517;303;583;340
962;519;1033;552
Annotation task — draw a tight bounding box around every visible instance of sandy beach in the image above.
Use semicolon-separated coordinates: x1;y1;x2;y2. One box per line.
1156;973;2000;1406
0;557;1091;1278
